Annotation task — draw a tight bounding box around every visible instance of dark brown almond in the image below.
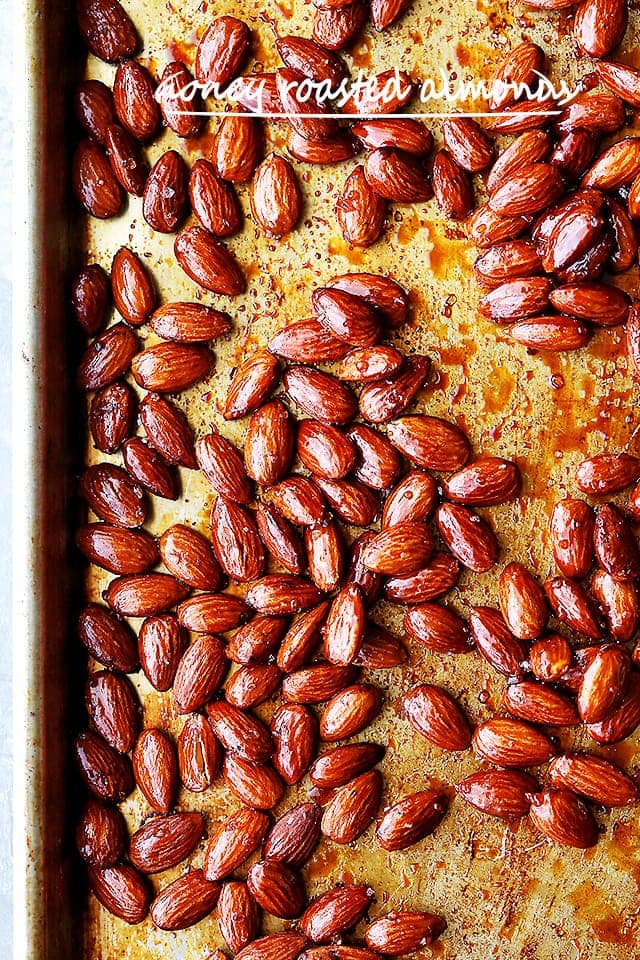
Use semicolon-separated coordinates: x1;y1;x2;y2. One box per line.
113;59;158;140
178;713;221;792
73;139;123;218
80;463;147;528
76;799;126;867
85;670;140;753
71;262;110;336
78;603;138;673
282;663;358;704
195;16;251;86
173;634;228;714
403;684;471;750
326;273;409;327
467;203;531;247
277;34;347;85
267;476;326;526
263;802;322;869
346;531;383;605
577;645;630;722
247;861;305;919
469;606;527;677
352;118;432;155
312;1;368;50
204;807;270;881
432;148;474;220
310;743;384;788
150;870;220;931
594;503;640;578
123;438;179;500
382;469;437;527
224;350;281;420
197;432;252;504
276;67;338;140
105;572;190;618
157;61;204;139
74;79;115;144
489;41;546;110
548;753;637;807
206;700;273;762
88;864;149;924
573;0;627;58
487;131;551;194
360;522;434;576
159;524;222;590
288;130;359;165
76;523;158;575
387;414;469;471
175;226;246;295
376;789;448;851
473;717;555;767
321;770;382;844
132;728;178;813
551;129;598;181
473;240;543;288
236;933;307;960
405;603;471;654
227;617;288;665
587;675;640;743
545;576;603;638
140;393;198;467
489;162;564;216
443;117;494;172
256;502;306;575
591;570;639;642
150;300;232;343
347;424;401;490
226;663;282;708
316;477;380;526
138;615;186;690
456;770;538;820
336;165;387;248
244;400;295;486
75;730;134;802
78;323;138;390
75;0;138;61
105;125;148;195
143;150;189;233
271;704;317;785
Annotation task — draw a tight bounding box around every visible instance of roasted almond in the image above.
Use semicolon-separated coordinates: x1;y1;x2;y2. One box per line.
214;113;263;183
313;287;382;347
267;475;326;526
73;139;123;218
403;683;471;750
473;717;555;767
432;148;474;220
74;79;115;144
177;713;221;793
576;453;640;496
172;634;227;713
387;414;469;470
587;675;640;743
312;1;368;50
404;603;471;654
150;300;232;343
297;420;357;480
341;69;413;116
256;502;306;575
489;162;564;217
139;393;198;467
364;911;446;954
577;645;630;723
105;572;190;618
384;551;460;604
381;469;437;527
244;400;295;486
76;799;126;868
591;570;639;641
197;432;252;504
88;864;149;924
217;881;260;953
363;148;431;203
150;870;220;931
352;117;432;155
85;670;140;753
206;700;273;762
105;124;148;196
277;601;329;673
224;350;281;420
443;117;494;172
77;323;138;390
573;0;627;58
337;345;404;383
246;574;323;616
486;131;551;194
204;807;269;881
159;524;222;590
305;518;345;593
444;457;520;506
157;61;204;139
321;769;382;844
309;742;385;788
284;365;357;424
282;663;358;704
326;273;409;328
288;130;359;164
549;282;629;327
469;606;527;677
131;342;214;393
81;463;147;528
277;67;338;140
316;477;380;527
474;240;543;288
76;0;138;62
528;789;598;848
319;682;382;740
502;681;579;726
436;503;499;572
71;262;110;335
123;437;179;500
498;562;548;639
222;754;285;810
175;226;246;295
236;933;307;960
548;753;636;807
549;498;595;578
545;576;603;639
301;885;374;944
251;154;301;238
336;165;387;248
370;0;412;29
269;318;351;363
75;730;133;802
347;424;401;490
77;523;158;575
467;203;531;248
271;704;317;784
227;616;288;665
530;633;573;683
78;602;138;673
132;728;177;813
113;59;158;140
263;802;322;869
594;503;640;579
456;769;538;820
479;276;552;322
489;41;546;110
277;34;347;84
360;521;434;575
195;16;251;86
138;615;185;690
247;861;305;919
143;149;188;233
376;789;448;851
110;247;155;326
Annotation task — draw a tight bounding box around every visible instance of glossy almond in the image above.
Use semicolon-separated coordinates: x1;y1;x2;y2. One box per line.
159;524;221;591
323;584;365;665
545;576;603;639
548;753;636;807
364;148;431;203
432;148;474;220
576;453;640;496
263;802;322;869
157;61;204;139
129;811;204;874
591;570;639;642
267;476;326;526
197;432;252;504
594;503;640;579
282;663;358;704
550;498;595;578
403;683;471;750
312;1;368;50
305;518;345;593
132;342;213;393
81;463;147;528
76;0;138;62
150;870;220;931
301;885;374;944
456;770;538;820
364;911;446;954
251;154;301;238
384;552;460;604
77;523;158;574
320;683;382;741
443;117;494;172
217;882;260;953
277;67;338;140
342;69;414;116
316;477;380;526
247;861;305;919
78;603;138;673
577;645;630;723
352;118;432;155
528;789;598;848
473;717;554;768
256;502;306;575
132;728;177;813
105;572;190;618
587;675;640;743
222;754;285;810
327;273;409;328
502;681;579;726
204;807;269;881
105;124;148;196
436;503;499;572
360;521;434;576
175;226;246;295
489;163;564;216
469;606;527;677
529;634;573;683
321;770;382;844
309;743;384;788
444;457;520;506
85;670;139;754
224;350;281;420
387;414;469;471
123;437;179;500
111;247;155;325
76;799;126;867
474;240;543;288
284;365;357;424
173;634;227;713
486;131;551;194
143;150;188;233
178;713;221;792
73;139;123;218
271;704;317;784
71;262;110;335
195;16;250;86
336;165;386;248
489;41;546;110
138;615;186;691
244;400;295;486
313;287;381;347
150;300;232;344
246;574;323;616
277;34;347;84
77;323;138;390
549;282;629;327
297;420;356;480
573;0;627;58
498;562;547;639
236;933;307;960
376;789;448;851
269;318;350;363
277;602;329;673
215;114;263;183
88;864;149;924
405;603;471;654
206;700;273;762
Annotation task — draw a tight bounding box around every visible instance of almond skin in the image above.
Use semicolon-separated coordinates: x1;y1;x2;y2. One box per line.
306;519;345;593
474;240;542;288
387;414;470;471
336;165;387;248
195;16;251;86
489;41;546;110
246;574;323;616
352;118;432;155
360;521;434;575
309;743;385;788
444;457;521;506
174;226;246;295
105;573;190;618
223;754;285;810
266;476;326;526
321;769;383;844
138;614;186;691
123;437;179;500
313;287;382;347
277;34;347;84
113;59;159;140
172;634;228;714
469;606;527;677
436;503;499;573
263;802;322;869
177;713;221;792
204;808;270;881
473;717;555;768
376;789;449;851
528;789;598;848
316;478;380;527
215;114;263;183
78;603;138;673
277;67;338;140
487;131;551;195
282;664;358;704
573;0;627;58
544;576;603;639
206;700;273;762
549;498;595;578
251;154;302;238
433;148;474;219
277;602;330;673
529;634;573;683
456;770;538;820
385;552;460;604
347;424;402;490
498;562;548;639
236;933;307;960
77;323;139;391
85;670;140;753
132;729;177;813
337;345;404;384
583;137;640;190
247;861;306;919
217;882;260;953
320;682;382;741
71;262;110;335
73;139;124;218
228;616;289;665
224;350;281;420
403;683;471;751
256;503;306;575
577;645;630;722
150;301;232;343
76;799;127;867
502;681;579;726
159;524;222;591
271;704;318;785
548;753;637;807
479;277;552;322
76;0;138;62
131;342;214;393
211;498;265;581
443;117;494;172
158;61;204;139
297;421;357;480
74;78;115;144
129;811;204;874
301;885;374;944
244;400;295;486
549;282;629;327
382;469;437;527
509;318;592;352
143;150;188;233
285;365;358;424
88;864;150;924
269;318;351;363
111;247;155;325
591;570;639;641
594;503;640;579
576;453;640;496
198;432;252;503
365;911;446;954
327;273;409;328
587;676;640;743
404;603;471;654
80;463;147;528
150;870;220;931
489;162;564;216
364;148;431;202
324;584;366;665
288;130;359;165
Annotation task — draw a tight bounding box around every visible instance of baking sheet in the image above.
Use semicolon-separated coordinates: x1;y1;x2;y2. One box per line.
15;0;640;956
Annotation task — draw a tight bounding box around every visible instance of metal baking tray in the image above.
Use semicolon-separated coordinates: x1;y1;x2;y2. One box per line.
13;0;640;956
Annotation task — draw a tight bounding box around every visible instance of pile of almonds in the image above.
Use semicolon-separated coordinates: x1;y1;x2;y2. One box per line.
70;0;640;954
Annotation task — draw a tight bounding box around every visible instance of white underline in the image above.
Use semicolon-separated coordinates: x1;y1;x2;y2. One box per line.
176;110;562;118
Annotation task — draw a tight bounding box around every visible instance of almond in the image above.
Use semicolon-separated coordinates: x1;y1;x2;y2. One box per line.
178;713;221;792
382;469;437;527
596;59;640;109
276;67;338;139
320;683;382;741
244;400;295;486
336;165;387;248
486;131;551;194
347;424;401;490
498;562;548;639
486;95;558;134
138;615;185;690
267;476;326;526
309;743;384;788
549;498;595;578
364;911;446;954
594;503;640;579
190;158;242;237
206;700;273;762
583;138;640;190
530;633;573;683
78;603;138;673
132;728;177;813
376;789;448;851
473;717;555;768
214;114;263;183
269;318;351;363
489;41;546;110
312;1;368;50
74;79;115;144
150;301;232;343
157;61;204;139
88;864;150;924
204;807;270;881
549;282;629;327
352;118;432;155
81;463;147;528
227;664;280;707
228;616;289;665
236;933;307;960
606;198;637;273
85;670;139;753
247;861;305;919
159;524;222;590
263;802;322;869
587;675;640;743
363;148;431;203
105;572;191;618
436;503;499;572
591;570;639;641
337;345;404;383
387;414;469;471
405;603;471;654
489;162;564;216
76;0;138;62
288;130;359;164
342;69;414;116
432;149;474;220
469;606;527;677
175;226;246;295
321;770;382;844
297;420;357;480
132;342;214;393
316;477;380;526
326;273;409;327
577;645;630;722
384;552;460;604
313;287;382;347
557;90;625;133
197;432;252;504
360;522;434;575
284;365;357;424
151;870;220;931
443;117;494;172
347;531;384;604
305;518;345;593
444;457;520;506
548;753;636;807
173;634;228;713
105;125;148;195
467;203;531;248
224;350;281;420
573;0;627;58
76;799;126;867
545;576;603;638
195;16;251;86
143;150;188;233
271;704;317;785
301;885;374;944
576;453;640;496
123;437;179;500
217;881;260;953
370;0;412;29
323;584;366;665
282;663;358;704
73;139;124;217
550;129;598;181
277;602;330;673
75;730;133;801
474;240;543;288
71;262;110;335
277;34;347;84
528;789;598;848
110;247;155;325
403;683;471;750
251;154;302;238
222;754;285;810
256;502;306;575
479;276;552;322
456;770;538;820
113;59;158;140
502;681;579;726
77;323;139;390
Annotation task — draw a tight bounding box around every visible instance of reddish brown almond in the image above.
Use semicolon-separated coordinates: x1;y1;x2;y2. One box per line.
143;150;188;233
269;318;351;363
489;41;546;110
456;770;538;820
548;753;636;807
138;615;185;691
288;130;359;165
573;0;627;58
530;633;573;683
312;1;368;50
555;90;625;133
313;287;381;347
316;477;380;527
267;476;326;526
473;718;554;768
545;576;603;639
432;148;474;219
320;683;382;741
195;16;250;86
157;61;204;139
591;570;639;641
223;754;285;810
277;602;329;673
327;273;409;328
159;524;221;591
151;301;232;344
175;226;246;296
217;882;260;953
583;138;640;190
247;861;305;919
245;575;322;617
486;131;551;194
256;502;306;575
596;59;640;108
228;616;288;665
88;864;149;924
486;95;559;134
321;770;382;844
282;663;358;704
337;345;404;384
323;584;366;665
594;503;640;579
132;342;213;393
285;365;357;424
347;424;401;490
78;323;138;391
305;518;345;593
360;522;434;576
277;67;338;140
498;562;548;639
387;414;469;471
89;383;134;452
578;645;630;723
263;802;322;869
74;79;115;144
123;438;179;500
271;704;317;785
301;885;374;944
215;114;263;183
173;634;227;713
549;283;629;327
77;523;158;574
467;203;531;248
587;675;640;743
204;808;269;881
297;421;356;480
132;728;177;813
251;154;301;238
528;789;598;848
150;870;220;931
85;670;139;753
140;393;198;468
474;240;543;288
105;124;148;196
436;503;499;573
469;606;527;677
577;453;640;496
71;262;110;335
370;0;411;29
80;463;147;528
352;118;432;155
73;139;123;218
382;470;437;527
376;789;448;851
479;277;552;322
224;350;281;420
75;730;133;801
403;683;471;751
244;400;295;486
197;433;252;504
78;603;138;673
206;700;273;762
111;248;155;326
550;498;595;578
310;743;384;788
502;681;579;726
489;163;564;216
76;0;138;62
365;911;446;954
105;572;190;618
190;158;242;237
551;129;598;181
336;165;387;248
443;117;494;172
76;799;126;867
177;713;221;792
364;148;431;203
385;552;460;604
277;34;347;84
444;457;521;506
113;59;158;140
347;531;383;605
405;603;471;654
236;933;307;960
